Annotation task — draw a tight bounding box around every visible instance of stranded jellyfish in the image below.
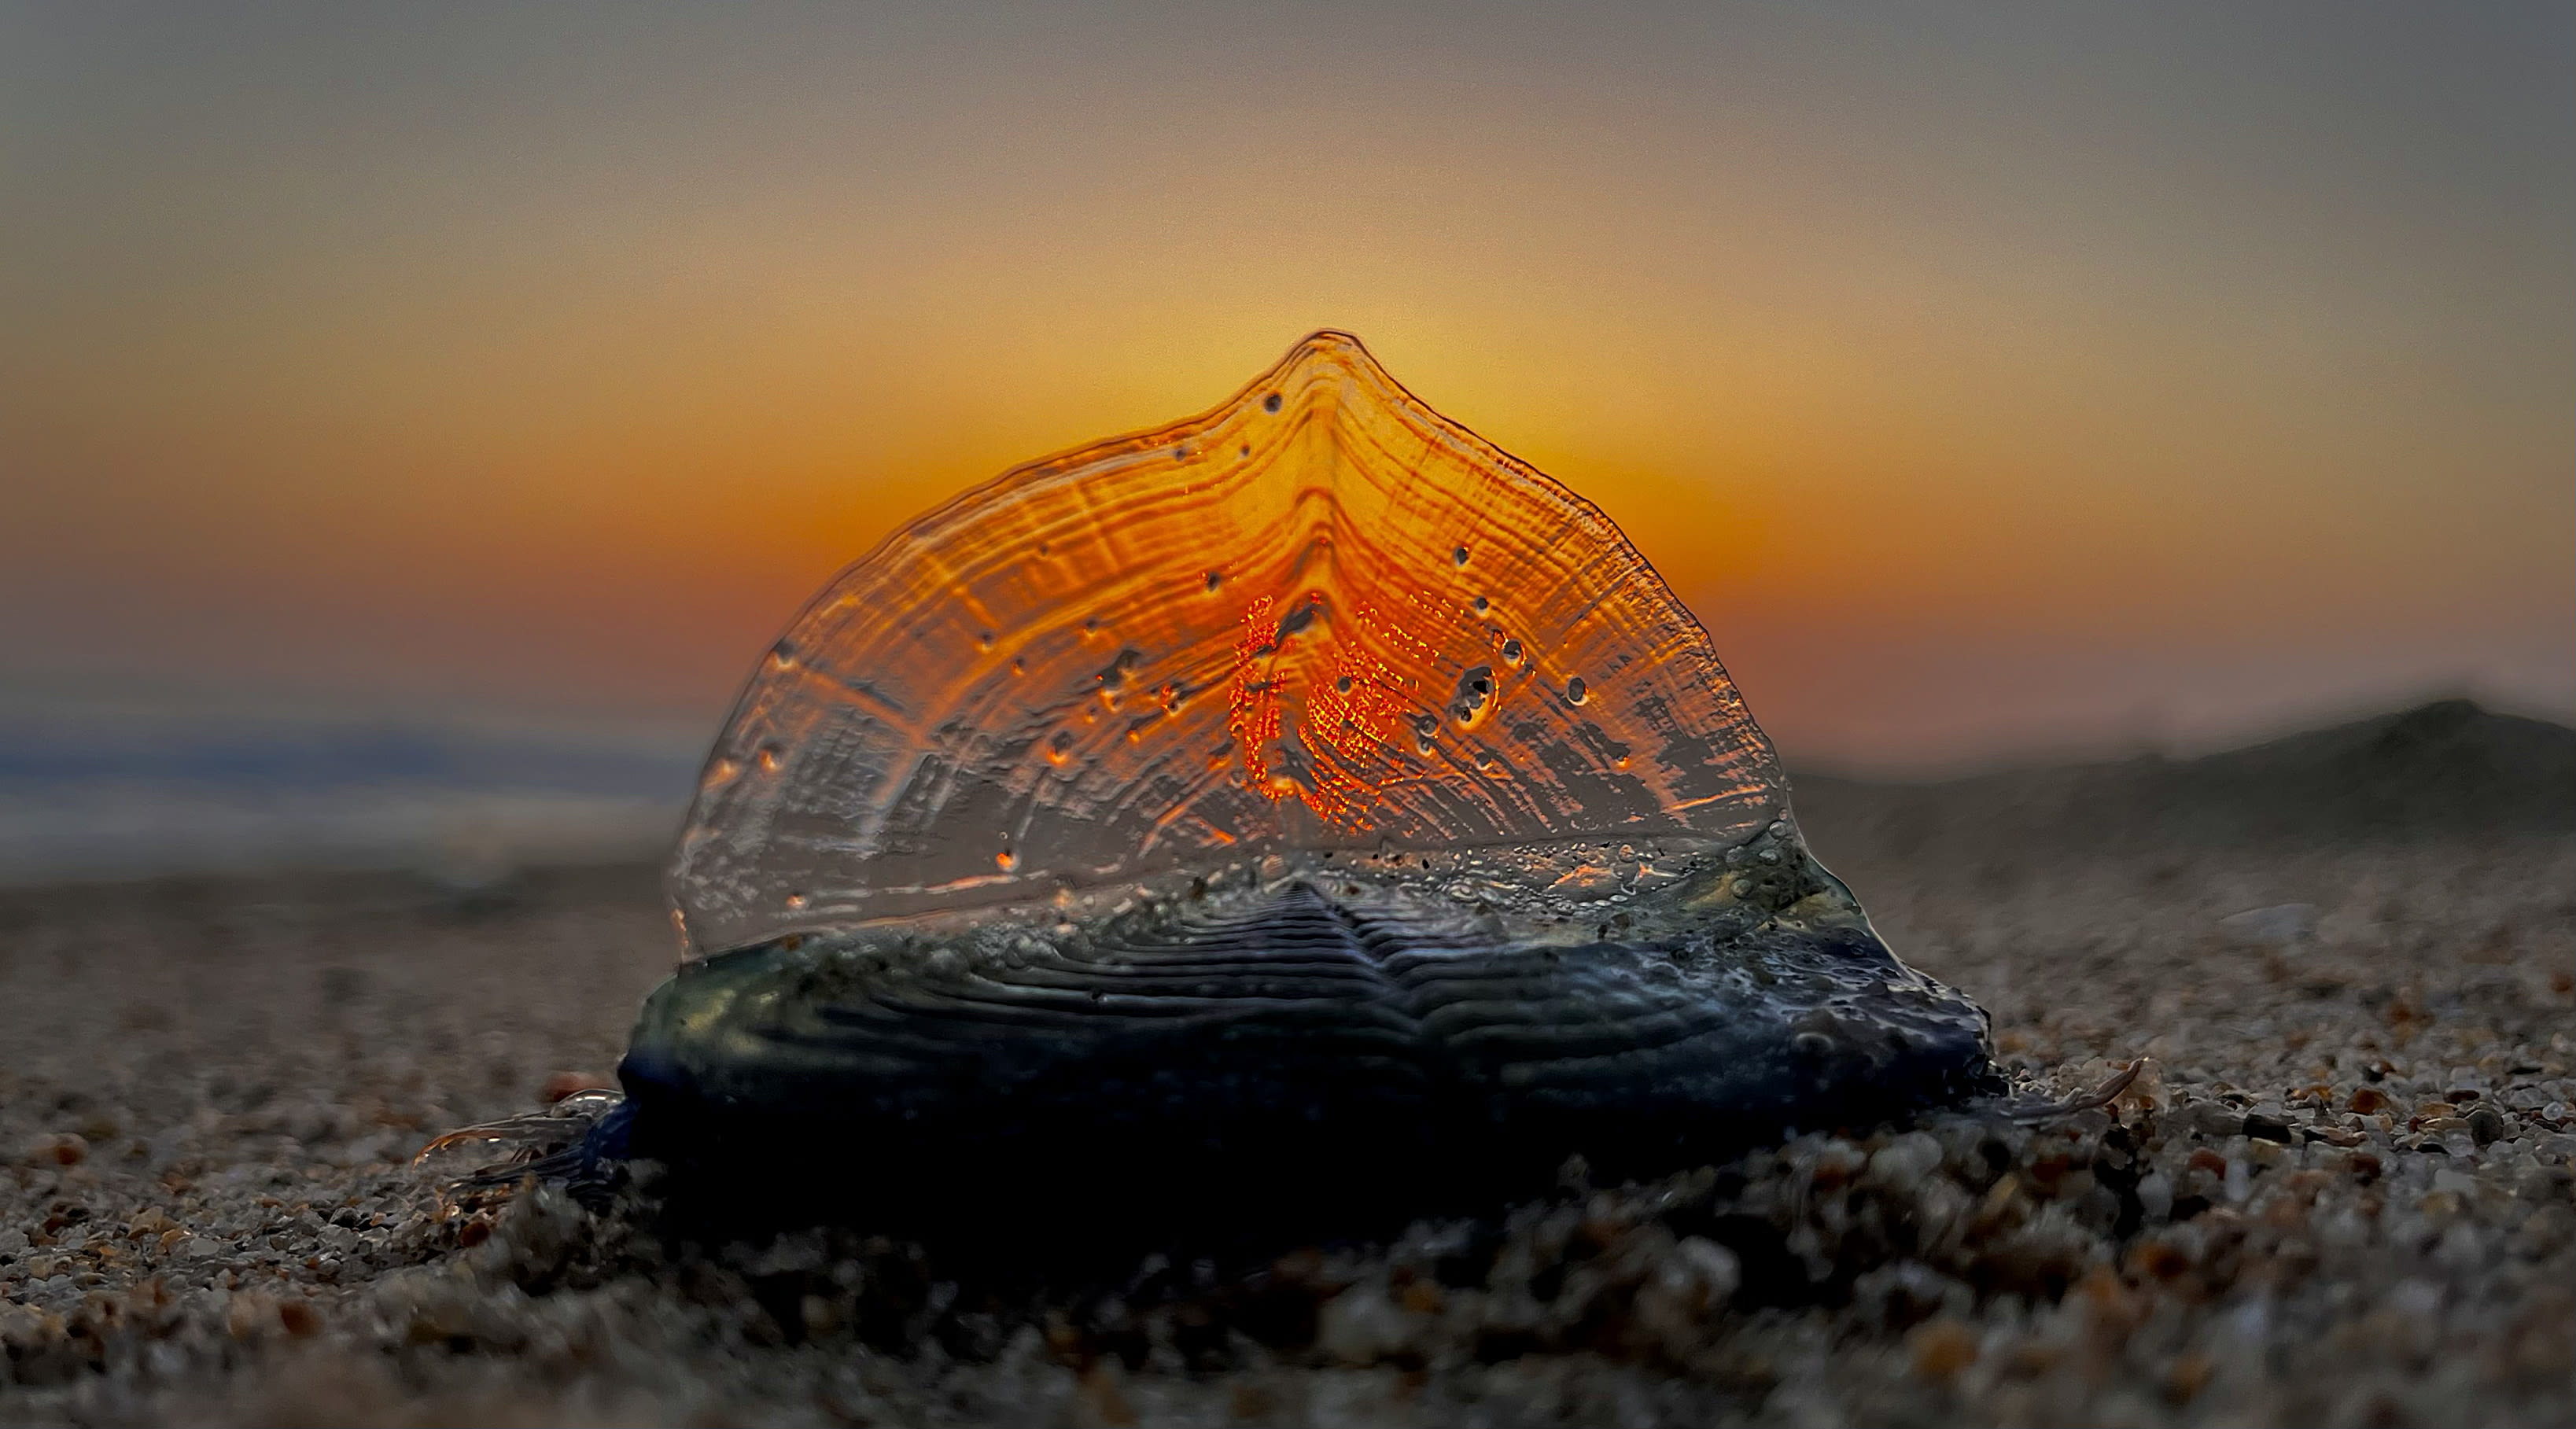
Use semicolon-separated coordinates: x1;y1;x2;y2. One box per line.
450;332;1996;1237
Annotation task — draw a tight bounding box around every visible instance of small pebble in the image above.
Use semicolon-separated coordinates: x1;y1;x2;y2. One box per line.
541;1070;616;1103
1907;1319;1979;1383
34;1133;89;1166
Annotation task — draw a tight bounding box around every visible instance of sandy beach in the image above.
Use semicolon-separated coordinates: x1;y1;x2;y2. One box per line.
11;2;2570;1421
2;705;2571;1427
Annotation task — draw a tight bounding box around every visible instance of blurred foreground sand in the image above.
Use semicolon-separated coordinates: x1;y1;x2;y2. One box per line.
2;705;2572;1427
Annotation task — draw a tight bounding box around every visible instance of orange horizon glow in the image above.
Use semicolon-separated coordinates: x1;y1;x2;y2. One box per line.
3;6;2569;771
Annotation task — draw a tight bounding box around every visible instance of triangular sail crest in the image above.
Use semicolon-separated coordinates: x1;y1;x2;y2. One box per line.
669;332;1786;954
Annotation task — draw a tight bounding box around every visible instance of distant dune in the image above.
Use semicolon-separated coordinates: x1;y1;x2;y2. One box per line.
1789;698;2576;866
6;697;2568;886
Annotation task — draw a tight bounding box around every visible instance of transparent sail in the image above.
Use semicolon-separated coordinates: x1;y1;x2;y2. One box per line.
669;332;1786;955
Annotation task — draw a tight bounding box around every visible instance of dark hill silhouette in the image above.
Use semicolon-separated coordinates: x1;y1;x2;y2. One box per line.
1789;699;2576;864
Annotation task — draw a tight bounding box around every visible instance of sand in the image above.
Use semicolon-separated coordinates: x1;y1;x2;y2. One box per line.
2;783;2571;1425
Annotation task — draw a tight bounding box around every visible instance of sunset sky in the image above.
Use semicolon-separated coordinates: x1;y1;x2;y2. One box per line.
5;2;2570;772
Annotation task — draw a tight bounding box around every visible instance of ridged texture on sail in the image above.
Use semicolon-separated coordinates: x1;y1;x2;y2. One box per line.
671;333;1783;953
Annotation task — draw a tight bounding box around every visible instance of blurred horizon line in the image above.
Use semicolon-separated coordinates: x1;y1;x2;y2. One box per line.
4;673;2567;889
8;664;2573;777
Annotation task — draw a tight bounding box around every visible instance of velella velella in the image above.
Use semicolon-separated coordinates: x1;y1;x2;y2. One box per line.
445;332;1996;1239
